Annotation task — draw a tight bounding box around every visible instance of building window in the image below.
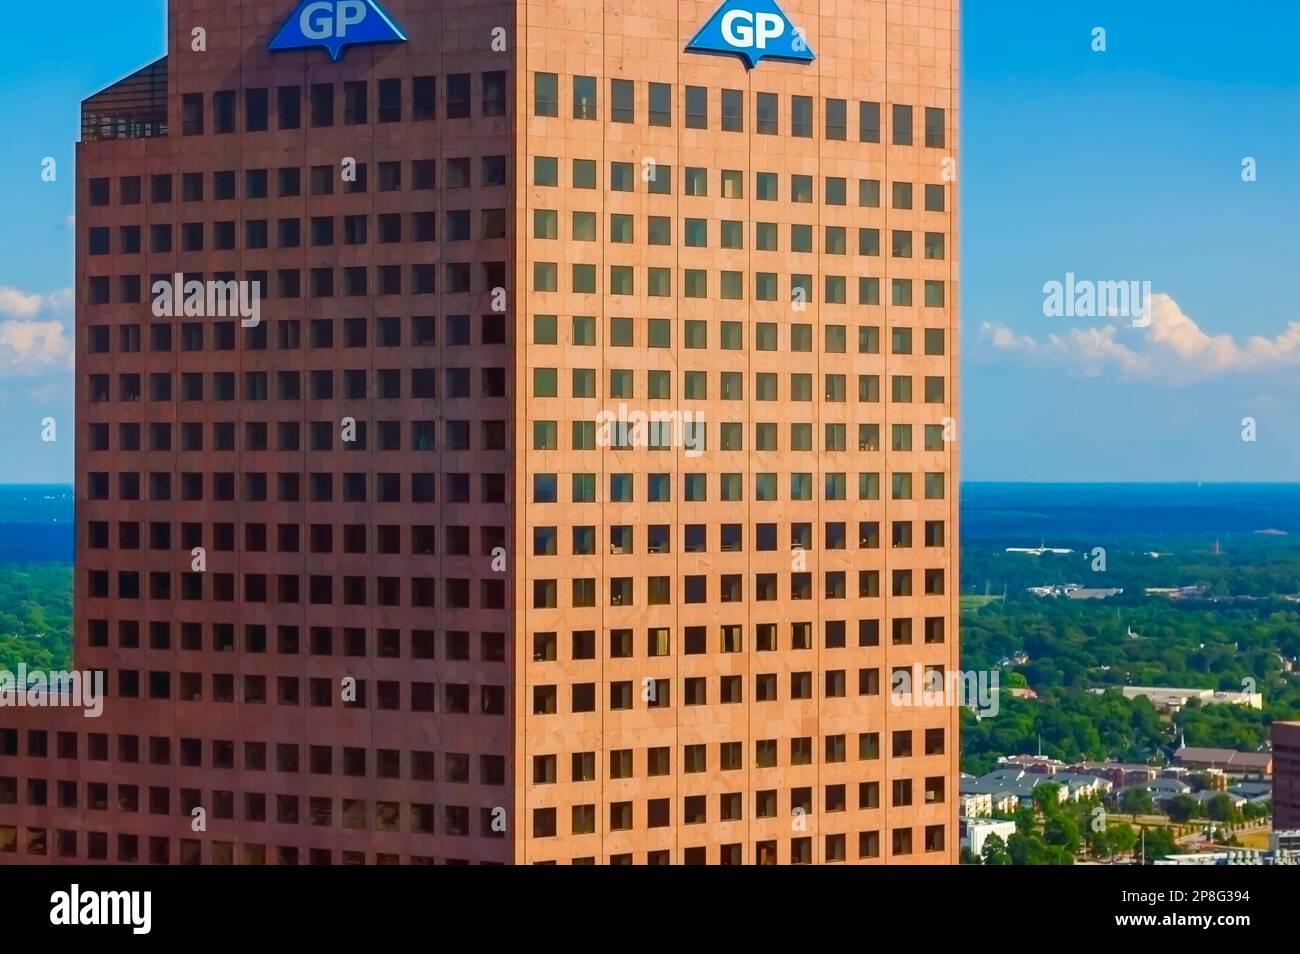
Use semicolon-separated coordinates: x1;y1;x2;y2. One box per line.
611;79;634;123
859;101;880;142
277;86;301;128
213;90;235;133
245;88;268;131
447;73;471;118
343;81;367;124
377;78;401;122
649;83;671;126
181;93;203;135
892;103;913;145
573;76;597;120
685;86;707;129
483;71;507;116
826;98;846;140
791;95;812;137
413;76;436;119
722;89;743;131
756;92;777;134
925;106;945;147
306;84;332;127
535;72;558;116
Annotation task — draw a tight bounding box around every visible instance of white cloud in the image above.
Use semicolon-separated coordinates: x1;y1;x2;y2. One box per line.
980;293;1300;380
0;284;71;321
983;324;1039;353
0;320;73;373
0;286;74;373
0;287;46;321
42;288;74;314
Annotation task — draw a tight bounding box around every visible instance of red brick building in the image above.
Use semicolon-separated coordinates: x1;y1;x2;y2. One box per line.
1274;722;1300;831
0;0;959;864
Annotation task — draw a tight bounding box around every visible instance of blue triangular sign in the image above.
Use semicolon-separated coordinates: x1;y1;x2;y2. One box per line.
269;0;407;61
686;0;814;69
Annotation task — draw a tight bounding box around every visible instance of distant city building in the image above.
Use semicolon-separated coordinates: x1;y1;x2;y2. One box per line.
1101;686;1264;714
1051;773;1113;800
962;818;1017;857
1189;789;1246;810
1067;588;1123;600
1070;761;1160;789
1115;777;1192;810
999;754;1064;774
1230;780;1272;805
959;792;993;819
1273;722;1300;830
1173;745;1272;778
1027;583;1122;600
1272;829;1300;853
959;776;1020;815
1154;848;1297;866
1145;585;1207;598
963;768;1076;810
1184;768;1229;791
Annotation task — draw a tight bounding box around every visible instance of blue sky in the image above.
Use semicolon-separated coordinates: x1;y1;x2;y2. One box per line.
0;1;166;483
2;0;1299;482
964;0;1300;480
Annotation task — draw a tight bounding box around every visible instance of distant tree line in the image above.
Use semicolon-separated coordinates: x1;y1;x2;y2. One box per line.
961;542;1300;773
0;564;72;672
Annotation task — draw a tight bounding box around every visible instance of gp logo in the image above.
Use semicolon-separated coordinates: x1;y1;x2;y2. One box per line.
686;0;814;68
269;0;407;61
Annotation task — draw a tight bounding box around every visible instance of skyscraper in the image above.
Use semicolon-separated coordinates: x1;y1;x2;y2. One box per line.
1274;721;1300;832
0;0;958;865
